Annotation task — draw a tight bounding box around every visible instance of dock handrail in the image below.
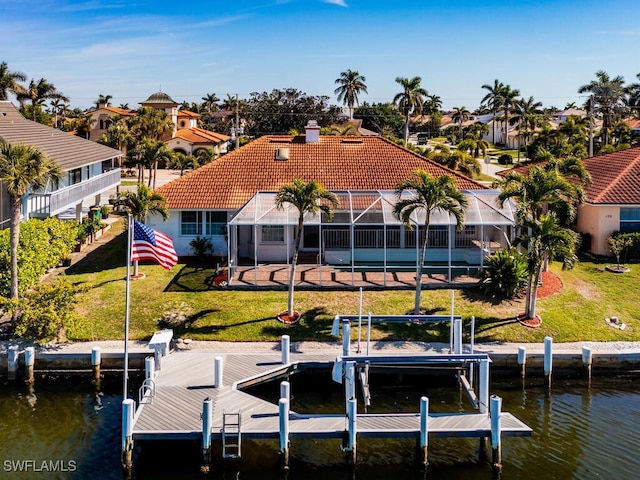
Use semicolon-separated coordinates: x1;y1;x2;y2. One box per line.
139;378;155;405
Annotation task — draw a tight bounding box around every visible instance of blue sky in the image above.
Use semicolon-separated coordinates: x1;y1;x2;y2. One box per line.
2;0;639;110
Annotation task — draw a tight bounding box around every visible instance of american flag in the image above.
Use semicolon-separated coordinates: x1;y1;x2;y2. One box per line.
131;220;178;270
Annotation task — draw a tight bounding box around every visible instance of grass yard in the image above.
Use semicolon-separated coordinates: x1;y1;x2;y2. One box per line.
63;223;640;344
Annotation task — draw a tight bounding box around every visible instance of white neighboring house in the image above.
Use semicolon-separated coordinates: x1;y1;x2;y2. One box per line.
0;101;122;226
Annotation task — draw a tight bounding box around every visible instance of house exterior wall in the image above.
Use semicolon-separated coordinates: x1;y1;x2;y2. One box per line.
576;204;619;256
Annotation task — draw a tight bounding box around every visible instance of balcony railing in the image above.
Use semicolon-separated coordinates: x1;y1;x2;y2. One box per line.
28;168;121;217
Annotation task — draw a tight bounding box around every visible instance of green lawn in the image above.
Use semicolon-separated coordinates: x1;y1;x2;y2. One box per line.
64;224;639;344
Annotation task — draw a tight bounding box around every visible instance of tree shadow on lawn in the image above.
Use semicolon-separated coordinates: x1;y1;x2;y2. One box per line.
460;285;515;307
66;231;127;275
260;307;336;342
164;263;218;292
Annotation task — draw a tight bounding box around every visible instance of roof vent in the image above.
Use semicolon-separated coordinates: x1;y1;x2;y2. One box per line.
275;147;289;161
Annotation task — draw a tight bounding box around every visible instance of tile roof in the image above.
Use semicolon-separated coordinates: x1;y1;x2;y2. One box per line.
0;101;122;170
497;146;640;205
103;106;135;116
177;110;200;118
173;128;230;144
156;135;487;210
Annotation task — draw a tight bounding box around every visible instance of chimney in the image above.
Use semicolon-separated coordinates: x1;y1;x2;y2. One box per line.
305;120;320;143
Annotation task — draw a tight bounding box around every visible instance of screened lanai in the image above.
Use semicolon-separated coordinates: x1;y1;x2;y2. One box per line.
227;190;516;287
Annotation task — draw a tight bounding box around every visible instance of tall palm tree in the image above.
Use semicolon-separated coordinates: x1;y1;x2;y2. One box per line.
334;69;368;119
627;73;640;119
0;141;63;319
393;171;468;314
0;62;27;100
275;179;339;318
393;76;428;143
116;183;169;222
17;78;69;121
70;111;94;139
481;79;505;144
515;213;578;319
500;84;521;147
451;106;470;139
98;116;133;166
510;96;543;160
137;139;174;189
48;98;67;129
578;70;627;146
423;94;442;115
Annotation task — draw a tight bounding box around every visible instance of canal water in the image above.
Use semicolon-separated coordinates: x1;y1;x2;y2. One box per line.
1;371;639;480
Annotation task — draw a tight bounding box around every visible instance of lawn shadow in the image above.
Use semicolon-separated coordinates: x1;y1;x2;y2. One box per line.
65;230;127;275
164;263;218;292
260;307;335;342
460;286;515;307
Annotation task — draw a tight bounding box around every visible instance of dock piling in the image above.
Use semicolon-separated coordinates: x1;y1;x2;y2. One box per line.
453;318;462;354
517;346;527;379
419;396;429;468
490;395;502;472
145;356;155;382
24;347;35;384
91;347;101;383
121;398;135;477
279;398;290;469
201;397;213;473
582;346;592;382
544;337;553;390
214;356;224;388
280;381;290;405
7;345;19;381
281;335;290;365
479;358;490;414
342;320;351;357
347;398;357;466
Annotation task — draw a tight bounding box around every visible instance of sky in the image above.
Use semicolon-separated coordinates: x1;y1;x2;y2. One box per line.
2;0;640;111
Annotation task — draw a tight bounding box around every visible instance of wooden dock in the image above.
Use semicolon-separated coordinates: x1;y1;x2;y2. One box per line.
131;349;531;447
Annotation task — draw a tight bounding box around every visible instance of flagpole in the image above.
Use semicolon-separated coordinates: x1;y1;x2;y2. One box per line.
123;214;133;400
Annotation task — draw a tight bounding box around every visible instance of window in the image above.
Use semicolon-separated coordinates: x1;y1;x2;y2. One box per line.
206;212;227;235
620;207;640;232
68;168;82;185
181;211;202;235
262;225;284;243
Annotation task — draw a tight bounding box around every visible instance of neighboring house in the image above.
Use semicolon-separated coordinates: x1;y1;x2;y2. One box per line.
155;121;517;283
576;147;640;255
89;104;135;142
497;146;640;256
166;127;230;156
551;108;587;124
0;101;122;226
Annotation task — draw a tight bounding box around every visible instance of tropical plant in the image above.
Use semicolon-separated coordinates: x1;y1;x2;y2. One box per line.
196;147;218;166
334;69;368;119
136;139;174;188
451;106;470;137
0;141;63;318
0;61;27;100
115;183;169;222
190;236;213;258
515;213;578;319
500;84;521;147
94;94;112;108
275;179;339;318
353;102;405;137
608;234;633;270
457;133;490;159
578;70;627;146
393;76;428;143
481;79;505;144
481;248;528;298
17;78;69;122
172;152;198;176
393;170;468;314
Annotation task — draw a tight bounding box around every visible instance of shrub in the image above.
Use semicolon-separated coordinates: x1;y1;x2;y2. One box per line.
189;236;213;257
497;154;513;165
481;248;528;298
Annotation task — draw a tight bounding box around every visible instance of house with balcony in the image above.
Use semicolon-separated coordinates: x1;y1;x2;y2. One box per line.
0;101;122;226
155;121;517;285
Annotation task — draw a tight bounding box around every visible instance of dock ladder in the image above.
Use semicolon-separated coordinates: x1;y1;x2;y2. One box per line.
222;411;242;459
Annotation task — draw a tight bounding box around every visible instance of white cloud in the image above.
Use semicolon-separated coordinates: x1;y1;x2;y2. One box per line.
323;0;348;7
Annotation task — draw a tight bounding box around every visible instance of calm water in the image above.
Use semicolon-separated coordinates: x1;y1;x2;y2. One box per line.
1;371;639;480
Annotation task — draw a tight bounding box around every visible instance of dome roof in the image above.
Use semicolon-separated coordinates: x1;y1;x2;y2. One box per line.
140;91;178;105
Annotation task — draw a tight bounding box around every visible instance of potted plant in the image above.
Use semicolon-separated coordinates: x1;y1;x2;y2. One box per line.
100;205;110;219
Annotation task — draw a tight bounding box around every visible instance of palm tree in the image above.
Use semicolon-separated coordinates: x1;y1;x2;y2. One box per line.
451;106;470;137
70;111;94;139
171;152;198;176
334;69;368;119
17;78;69;121
49;98;67;129
116;183;169;222
98;116;133;166
0;62;27;100
196;147;218;166
515;213;578;319
393;171;468;314
627;73;640;118
481;79;505;144
578;70;627;146
393;76;428;143
510;96;543;160
0;140;63;319
275;179;339;318
423;94;442;115
458;133;490;159
94;94;112;108
500;84;521;147
137;139;174;189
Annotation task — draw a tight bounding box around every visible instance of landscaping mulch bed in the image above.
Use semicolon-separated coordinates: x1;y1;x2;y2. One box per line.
518;271;563;328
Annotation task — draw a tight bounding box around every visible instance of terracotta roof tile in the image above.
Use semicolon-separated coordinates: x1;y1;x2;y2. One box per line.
497;146;640;205
156;135;487;210
174;128;230;144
